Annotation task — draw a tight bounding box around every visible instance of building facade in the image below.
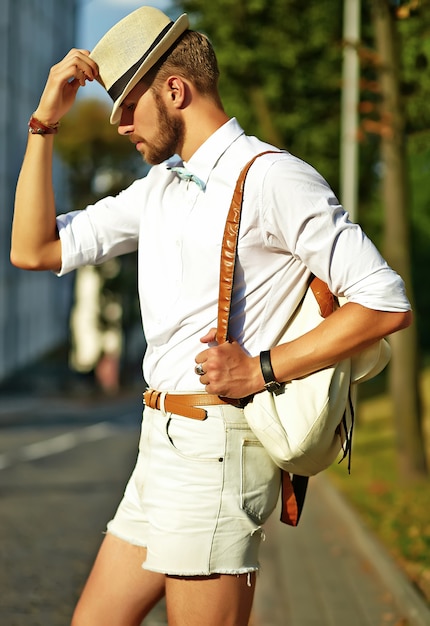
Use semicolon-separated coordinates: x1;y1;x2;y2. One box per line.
0;0;77;382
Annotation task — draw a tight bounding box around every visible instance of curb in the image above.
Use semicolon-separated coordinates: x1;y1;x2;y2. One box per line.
317;475;430;626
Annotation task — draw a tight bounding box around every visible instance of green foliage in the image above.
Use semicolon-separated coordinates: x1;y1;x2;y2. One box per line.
54;98;146;209
398;5;430;350
397;3;430;140
409;144;430;350
175;0;344;186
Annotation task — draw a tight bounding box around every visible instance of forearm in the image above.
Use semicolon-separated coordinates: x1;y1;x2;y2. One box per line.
196;303;412;399
268;302;412;385
11;49;98;272
11;131;61;271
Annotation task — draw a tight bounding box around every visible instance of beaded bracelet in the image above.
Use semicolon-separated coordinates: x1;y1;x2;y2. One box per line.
28;115;60;135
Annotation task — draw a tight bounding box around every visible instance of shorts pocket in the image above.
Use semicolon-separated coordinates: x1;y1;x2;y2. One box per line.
241;439;280;524
165;413;226;461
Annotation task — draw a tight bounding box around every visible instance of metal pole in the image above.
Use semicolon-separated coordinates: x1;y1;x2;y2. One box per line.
340;0;361;222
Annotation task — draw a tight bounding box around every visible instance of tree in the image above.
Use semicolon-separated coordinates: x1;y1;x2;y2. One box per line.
356;1;430;355
395;1;430;354
369;0;427;477
175;0;345;188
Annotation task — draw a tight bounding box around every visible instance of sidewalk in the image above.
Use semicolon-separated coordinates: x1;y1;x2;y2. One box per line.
252;475;430;626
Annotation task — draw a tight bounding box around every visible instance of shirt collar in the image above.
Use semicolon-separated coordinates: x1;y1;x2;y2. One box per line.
165;118;245;187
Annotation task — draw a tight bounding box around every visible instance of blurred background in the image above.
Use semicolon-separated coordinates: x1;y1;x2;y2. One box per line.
0;0;429;621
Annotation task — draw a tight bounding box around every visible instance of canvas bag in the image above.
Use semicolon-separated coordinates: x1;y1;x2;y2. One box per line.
216;152;391;521
242;278;391;476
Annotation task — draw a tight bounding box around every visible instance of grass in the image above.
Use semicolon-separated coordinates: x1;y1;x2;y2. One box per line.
327;367;430;604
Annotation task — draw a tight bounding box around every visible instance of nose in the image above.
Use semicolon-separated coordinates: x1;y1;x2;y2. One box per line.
118;109;134;136
118;122;133;136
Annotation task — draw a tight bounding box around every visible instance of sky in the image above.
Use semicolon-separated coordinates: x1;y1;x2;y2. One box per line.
76;0;174;50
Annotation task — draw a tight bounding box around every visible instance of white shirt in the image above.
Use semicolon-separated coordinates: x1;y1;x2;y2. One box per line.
57;118;410;390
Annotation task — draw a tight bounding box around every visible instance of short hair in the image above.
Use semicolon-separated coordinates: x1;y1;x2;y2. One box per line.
147;30;222;102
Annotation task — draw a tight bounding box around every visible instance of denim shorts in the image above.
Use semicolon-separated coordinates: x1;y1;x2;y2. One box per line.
106;403;281;576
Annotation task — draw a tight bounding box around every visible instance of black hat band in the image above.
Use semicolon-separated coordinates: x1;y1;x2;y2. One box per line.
108;22;174;103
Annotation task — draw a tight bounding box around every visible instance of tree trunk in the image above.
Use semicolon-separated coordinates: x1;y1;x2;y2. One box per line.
371;0;427;477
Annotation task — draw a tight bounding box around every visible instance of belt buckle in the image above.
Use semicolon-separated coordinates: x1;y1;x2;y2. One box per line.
143;389;168;415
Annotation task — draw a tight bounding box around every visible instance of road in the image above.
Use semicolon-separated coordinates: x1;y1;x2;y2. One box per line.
0;394;152;626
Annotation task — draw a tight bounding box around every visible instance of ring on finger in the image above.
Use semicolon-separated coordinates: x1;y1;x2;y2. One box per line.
195;363;205;376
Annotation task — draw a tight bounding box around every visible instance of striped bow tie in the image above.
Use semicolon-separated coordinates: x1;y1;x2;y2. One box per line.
168;166;206;191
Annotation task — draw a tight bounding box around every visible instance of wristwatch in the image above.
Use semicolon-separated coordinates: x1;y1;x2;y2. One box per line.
260;350;283;393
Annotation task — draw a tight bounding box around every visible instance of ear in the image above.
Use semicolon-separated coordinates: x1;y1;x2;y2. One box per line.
166;76;187;108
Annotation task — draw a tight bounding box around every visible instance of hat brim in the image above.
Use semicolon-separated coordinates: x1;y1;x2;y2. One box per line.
107;13;189;124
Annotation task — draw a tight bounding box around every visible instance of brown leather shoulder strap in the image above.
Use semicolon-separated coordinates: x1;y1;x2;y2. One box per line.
309;276;336;318
216;151;281;344
216;151;336;345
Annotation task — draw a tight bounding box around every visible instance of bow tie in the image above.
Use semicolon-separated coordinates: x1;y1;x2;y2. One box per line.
168;166;206;191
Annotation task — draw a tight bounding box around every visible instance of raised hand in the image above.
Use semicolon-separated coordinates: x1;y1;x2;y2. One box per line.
33;49;99;125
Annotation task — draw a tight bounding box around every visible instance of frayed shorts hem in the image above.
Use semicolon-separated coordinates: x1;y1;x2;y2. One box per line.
143;565;260;576
106;529;260;577
105;527;147;549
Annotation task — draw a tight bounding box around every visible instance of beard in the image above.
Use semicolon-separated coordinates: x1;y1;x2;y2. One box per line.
139;91;185;166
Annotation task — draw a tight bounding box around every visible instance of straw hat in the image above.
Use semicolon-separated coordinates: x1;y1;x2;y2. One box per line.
90;6;189;124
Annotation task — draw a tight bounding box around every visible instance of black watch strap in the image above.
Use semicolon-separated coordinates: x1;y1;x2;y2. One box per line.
260;350;283;393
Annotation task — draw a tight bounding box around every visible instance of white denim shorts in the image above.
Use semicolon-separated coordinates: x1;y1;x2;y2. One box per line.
106;402;281;576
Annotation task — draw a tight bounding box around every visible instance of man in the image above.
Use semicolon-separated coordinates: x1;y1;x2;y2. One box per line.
11;6;411;626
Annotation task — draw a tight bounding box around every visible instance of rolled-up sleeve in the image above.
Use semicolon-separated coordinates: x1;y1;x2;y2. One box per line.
260;157;411;313
56;181;143;275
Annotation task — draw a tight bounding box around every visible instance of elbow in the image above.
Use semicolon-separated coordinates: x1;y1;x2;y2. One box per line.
10;250;41;271
399;308;413;331
10;248;52;271
10;234;41;270
386;308;413;336
10;236;61;272
10;247;27;269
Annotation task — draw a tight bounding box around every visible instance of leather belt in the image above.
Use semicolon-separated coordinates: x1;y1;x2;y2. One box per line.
143;389;248;420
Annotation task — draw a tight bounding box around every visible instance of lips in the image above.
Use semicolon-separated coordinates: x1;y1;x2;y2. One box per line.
131;135;145;150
